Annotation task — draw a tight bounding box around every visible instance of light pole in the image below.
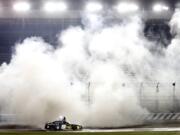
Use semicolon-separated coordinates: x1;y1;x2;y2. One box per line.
87;82;91;107
172;82;176;112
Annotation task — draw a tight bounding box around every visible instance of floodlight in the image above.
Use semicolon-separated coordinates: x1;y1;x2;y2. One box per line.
43;1;67;13
153;4;169;12
85;2;103;12
116;2;139;13
13;2;31;12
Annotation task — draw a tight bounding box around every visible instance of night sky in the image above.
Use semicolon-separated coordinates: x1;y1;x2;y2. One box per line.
0;18;81;63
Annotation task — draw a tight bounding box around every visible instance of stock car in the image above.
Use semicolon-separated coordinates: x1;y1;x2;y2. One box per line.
45;119;83;131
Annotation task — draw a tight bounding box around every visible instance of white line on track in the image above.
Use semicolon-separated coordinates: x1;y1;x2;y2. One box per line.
77;127;180;132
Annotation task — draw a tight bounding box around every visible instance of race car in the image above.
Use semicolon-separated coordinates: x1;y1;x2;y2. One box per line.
45;116;83;131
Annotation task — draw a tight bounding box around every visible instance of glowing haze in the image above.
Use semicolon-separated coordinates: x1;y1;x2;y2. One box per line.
0;9;180;128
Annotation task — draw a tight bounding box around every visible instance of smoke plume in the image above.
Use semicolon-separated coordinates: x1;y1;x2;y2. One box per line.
0;10;180;128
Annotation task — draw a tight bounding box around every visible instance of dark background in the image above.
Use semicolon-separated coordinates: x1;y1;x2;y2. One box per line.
0;0;179;63
0;18;81;63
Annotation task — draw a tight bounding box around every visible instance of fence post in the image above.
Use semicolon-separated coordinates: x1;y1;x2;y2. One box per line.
155;82;160;112
139;82;143;107
172;82;176;112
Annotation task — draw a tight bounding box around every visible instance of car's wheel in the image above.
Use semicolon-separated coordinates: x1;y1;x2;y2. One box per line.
72;125;77;130
56;125;60;130
45;125;49;130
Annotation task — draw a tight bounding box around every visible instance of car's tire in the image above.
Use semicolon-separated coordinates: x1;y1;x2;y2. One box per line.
72;125;83;130
45;124;49;130
56;125;60;131
72;125;77;130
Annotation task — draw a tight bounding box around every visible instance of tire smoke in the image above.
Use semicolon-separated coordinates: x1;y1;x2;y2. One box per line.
0;10;180;127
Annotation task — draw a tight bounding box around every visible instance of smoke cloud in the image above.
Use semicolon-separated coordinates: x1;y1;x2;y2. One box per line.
0;10;180;128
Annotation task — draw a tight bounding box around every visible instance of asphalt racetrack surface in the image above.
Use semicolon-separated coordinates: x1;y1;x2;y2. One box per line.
1;129;180;135
1;124;180;133
1;125;180;132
